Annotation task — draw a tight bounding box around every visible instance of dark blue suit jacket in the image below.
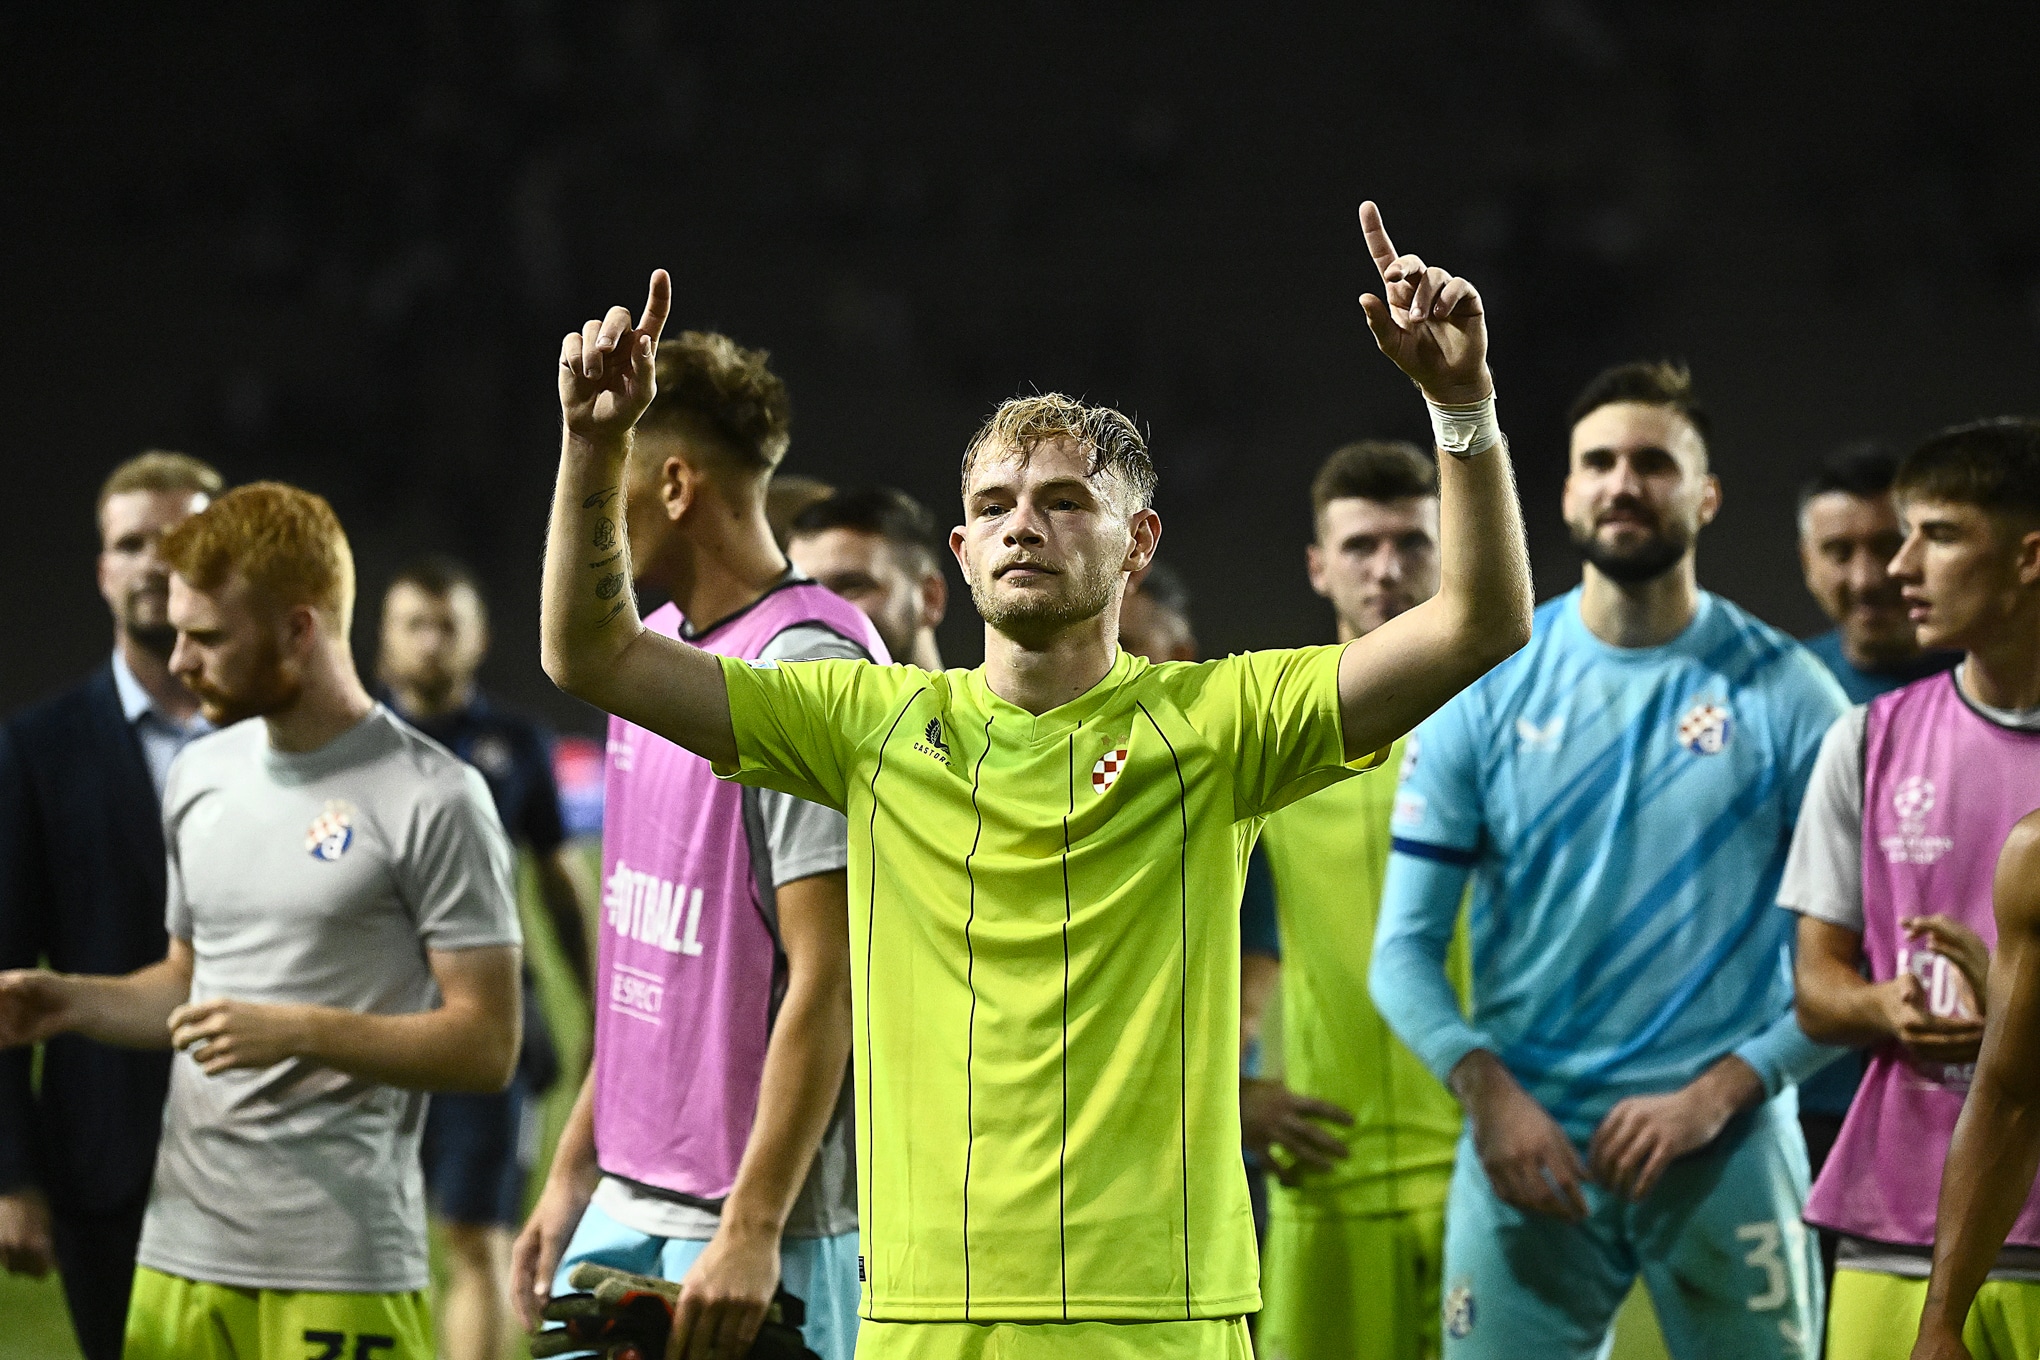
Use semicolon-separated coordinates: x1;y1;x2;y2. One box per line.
0;663;172;1216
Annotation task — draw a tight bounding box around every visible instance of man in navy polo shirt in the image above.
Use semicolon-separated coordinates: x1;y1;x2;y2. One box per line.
378;554;593;1360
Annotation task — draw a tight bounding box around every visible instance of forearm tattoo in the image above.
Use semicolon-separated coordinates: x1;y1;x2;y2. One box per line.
582;486;629;627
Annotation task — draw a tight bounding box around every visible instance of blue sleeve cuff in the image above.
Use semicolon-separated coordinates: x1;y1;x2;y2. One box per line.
1733;1020;1846;1100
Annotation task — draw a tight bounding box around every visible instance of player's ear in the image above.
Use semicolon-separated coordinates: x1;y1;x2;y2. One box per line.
1125;507;1161;574
2014;522;2040;587
1698;473;1723;526
918;565;949;629
1306;542;1330;599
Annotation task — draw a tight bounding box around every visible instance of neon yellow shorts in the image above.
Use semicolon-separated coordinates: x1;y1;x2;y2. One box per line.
854;1317;1251;1359
1257;1205;1446;1360
1828;1268;2040;1360
124;1265;434;1360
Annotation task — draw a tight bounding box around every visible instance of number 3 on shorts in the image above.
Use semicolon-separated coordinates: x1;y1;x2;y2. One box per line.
1735;1222;1790;1311
303;1331;396;1360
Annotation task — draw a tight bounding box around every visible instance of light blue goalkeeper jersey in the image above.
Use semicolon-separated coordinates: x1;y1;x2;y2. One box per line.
1371;587;1847;1139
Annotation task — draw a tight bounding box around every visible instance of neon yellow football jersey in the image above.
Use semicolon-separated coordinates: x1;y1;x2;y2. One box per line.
716;645;1376;1322
1258;737;1471;1219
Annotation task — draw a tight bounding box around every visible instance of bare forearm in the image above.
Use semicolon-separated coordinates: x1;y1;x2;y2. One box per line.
545;1067;601;1195
1796;958;1891;1047
295;997;519;1093
1923;1067;2040;1330
541;431;645;699
1431;431;1535;674
64;959;191;1049
718;975;853;1239
1240;954;1280;1053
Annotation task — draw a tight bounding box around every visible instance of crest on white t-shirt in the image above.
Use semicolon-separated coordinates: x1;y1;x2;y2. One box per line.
305;800;355;862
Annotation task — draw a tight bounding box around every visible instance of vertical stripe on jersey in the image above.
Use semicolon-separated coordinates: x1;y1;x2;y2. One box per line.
1058;733;1075;1318
1136;701;1194;1318
863;692;922;1306
960;713;994;1318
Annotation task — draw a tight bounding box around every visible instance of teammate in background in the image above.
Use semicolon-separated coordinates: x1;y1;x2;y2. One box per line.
1118;558;1198;663
1255;440;1468;1360
1778;421;2040;1360
538;201;1532;1358
0;483;524;1358
512;333;888;1360
1914;813;2040;1360
0;452;220;1360
377;554;595;1360
1374;361;1847;1359
787;487;950;670
767;474;836;549
1792;442;1958;1298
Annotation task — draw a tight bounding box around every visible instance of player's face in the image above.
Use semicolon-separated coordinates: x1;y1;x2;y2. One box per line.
98;488;210;657
953;439;1157;646
167;572;306;726
1563;404;1718;584
789;527;922;663
1799;490;1915;662
379;582;487;705
1117;587;1196;663
1889;496;2040;653
1307;496;1441;639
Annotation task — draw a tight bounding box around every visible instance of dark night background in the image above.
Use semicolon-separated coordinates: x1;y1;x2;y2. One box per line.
4;3;2036;733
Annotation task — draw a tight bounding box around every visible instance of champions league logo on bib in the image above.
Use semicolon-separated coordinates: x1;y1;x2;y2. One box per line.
1676;701;1734;755
305;801;355;861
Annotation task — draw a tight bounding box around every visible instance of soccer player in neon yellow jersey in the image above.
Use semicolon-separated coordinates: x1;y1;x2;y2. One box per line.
538;202;1534;1360
1251;440;1471;1360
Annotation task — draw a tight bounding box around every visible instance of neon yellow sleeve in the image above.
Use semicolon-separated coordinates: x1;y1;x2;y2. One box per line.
714;655;912;811
1206;644;1383;819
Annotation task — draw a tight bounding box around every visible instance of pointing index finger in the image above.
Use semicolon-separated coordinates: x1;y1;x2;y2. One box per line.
638;269;673;343
1358;201;1400;282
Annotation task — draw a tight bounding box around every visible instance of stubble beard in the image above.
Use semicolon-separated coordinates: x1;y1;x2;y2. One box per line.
970;564;1119;648
189;641;304;727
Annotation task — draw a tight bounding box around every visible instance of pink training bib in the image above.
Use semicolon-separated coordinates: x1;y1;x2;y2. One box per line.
592;585;887;1201
1805;673;2040;1246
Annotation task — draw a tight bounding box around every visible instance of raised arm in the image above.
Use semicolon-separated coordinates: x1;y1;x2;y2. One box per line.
1337;202;1533;762
539;269;738;767
1913;814;2040;1360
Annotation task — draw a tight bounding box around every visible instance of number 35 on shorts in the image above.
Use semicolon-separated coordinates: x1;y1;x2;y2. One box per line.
303;1331;397;1360
1736;1221;1796;1311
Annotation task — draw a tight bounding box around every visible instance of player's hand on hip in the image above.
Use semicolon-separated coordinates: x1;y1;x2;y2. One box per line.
561;270;673;444
1878;974;1986;1065
669;1221;779;1360
167;997;305;1074
0;970;78;1049
1903;914;1992;1013
1240;1077;1354;1187
512;1174;595;1332
1356;201;1492;407
0;1187;55;1278
1456;1054;1590;1221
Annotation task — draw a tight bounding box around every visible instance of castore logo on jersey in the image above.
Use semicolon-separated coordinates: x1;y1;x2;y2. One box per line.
913;719;951;765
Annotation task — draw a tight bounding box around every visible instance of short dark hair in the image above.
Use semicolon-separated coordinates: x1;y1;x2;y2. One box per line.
1894;418;2040;521
1135;558;1192;623
1310;440;1436;530
790;487;940;572
1798;442;1903;515
1567;361;1712;448
387;552;486;610
640;331;792;473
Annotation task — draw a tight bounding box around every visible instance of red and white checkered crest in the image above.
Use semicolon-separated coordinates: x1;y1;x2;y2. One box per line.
1091;748;1129;794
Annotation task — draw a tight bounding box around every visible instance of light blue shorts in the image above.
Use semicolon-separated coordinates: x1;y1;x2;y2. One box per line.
548;1197;861;1360
1440;1094;1821;1360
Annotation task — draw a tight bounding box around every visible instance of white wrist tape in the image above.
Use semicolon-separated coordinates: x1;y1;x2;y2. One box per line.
1426;393;1503;459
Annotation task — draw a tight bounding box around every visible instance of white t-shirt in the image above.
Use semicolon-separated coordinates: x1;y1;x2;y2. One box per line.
138;706;521;1292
